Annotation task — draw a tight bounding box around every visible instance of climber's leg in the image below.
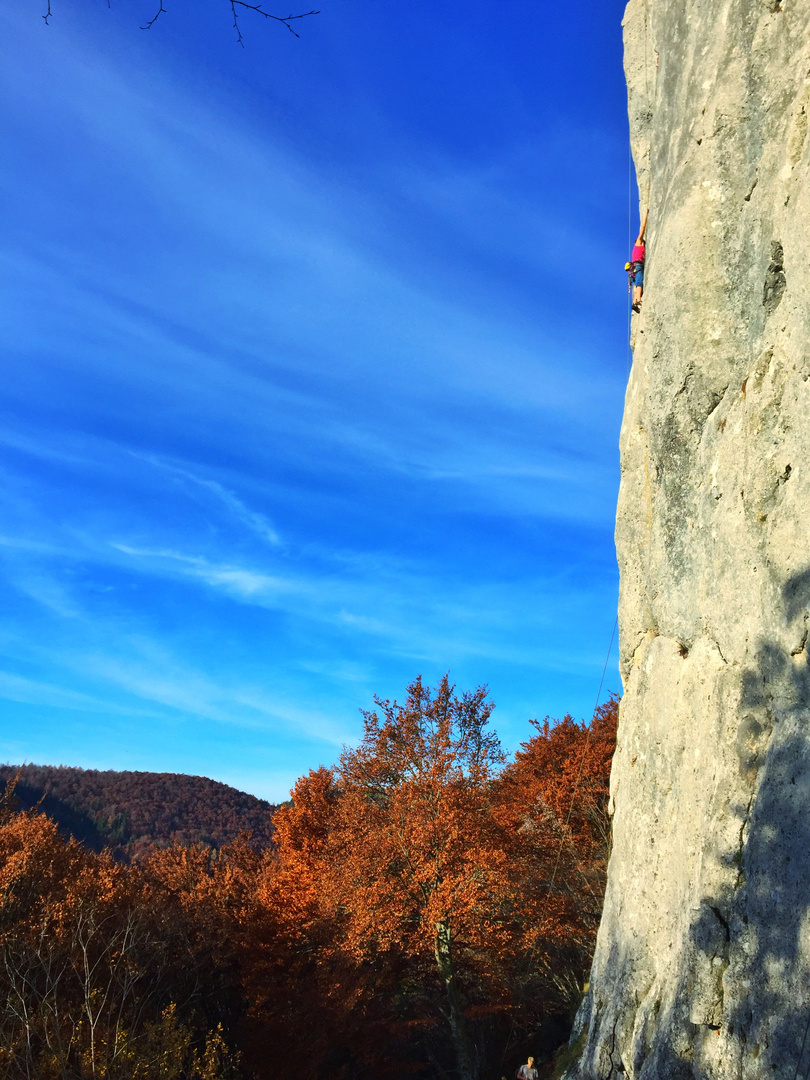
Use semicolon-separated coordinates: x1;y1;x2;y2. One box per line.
631;265;644;311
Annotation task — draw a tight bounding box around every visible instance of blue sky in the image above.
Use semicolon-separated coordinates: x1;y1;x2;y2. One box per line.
1;0;631;801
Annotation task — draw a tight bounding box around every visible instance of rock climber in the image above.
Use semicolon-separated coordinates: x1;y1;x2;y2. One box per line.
626;207;649;312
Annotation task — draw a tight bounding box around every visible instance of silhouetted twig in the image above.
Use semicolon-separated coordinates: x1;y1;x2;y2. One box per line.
141;0;166;30
41;1;320;41
230;1;320;46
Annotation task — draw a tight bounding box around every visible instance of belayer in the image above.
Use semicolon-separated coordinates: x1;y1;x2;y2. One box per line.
515;1056;538;1080
626;207;648;312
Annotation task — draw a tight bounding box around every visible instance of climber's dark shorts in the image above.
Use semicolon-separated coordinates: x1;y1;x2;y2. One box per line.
631;262;644;288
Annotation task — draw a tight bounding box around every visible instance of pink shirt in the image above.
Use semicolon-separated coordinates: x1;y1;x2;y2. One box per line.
631;242;646;263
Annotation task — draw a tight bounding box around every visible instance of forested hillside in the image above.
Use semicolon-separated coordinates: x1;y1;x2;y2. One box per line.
0;764;278;859
0;679;617;1080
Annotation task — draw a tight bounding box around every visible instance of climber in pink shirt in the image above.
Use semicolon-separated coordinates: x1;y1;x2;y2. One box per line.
626;207;649;313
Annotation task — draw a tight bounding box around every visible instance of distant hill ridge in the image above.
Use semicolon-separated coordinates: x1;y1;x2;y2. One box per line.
0;763;278;860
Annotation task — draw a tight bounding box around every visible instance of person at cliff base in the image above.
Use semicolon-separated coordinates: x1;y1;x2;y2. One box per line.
516;1055;538;1080
626;207;649;313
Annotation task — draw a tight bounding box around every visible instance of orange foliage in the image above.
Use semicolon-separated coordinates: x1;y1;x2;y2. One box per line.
251;680;618;1080
494;694;619;1008
0;784;242;1079
0;684;619;1080
0;765;277;859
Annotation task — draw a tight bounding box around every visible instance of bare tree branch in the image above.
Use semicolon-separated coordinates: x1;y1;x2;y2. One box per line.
230;1;320;46
140;0;166;30
41;0;320;41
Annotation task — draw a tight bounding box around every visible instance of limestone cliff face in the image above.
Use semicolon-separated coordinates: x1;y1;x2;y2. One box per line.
580;2;810;1077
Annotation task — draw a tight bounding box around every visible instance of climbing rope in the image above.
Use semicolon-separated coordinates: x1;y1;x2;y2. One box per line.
627;134;634;376
546;615;618;892
644;0;650;103
500;43;633;1064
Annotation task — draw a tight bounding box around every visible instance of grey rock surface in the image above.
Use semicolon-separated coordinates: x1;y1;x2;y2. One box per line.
580;1;810;1077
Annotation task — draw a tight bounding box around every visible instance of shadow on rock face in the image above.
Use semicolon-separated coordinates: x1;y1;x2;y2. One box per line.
659;574;810;1079
784;566;810;626
581;573;810;1080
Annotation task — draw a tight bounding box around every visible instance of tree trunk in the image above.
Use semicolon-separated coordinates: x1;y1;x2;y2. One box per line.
434;919;478;1080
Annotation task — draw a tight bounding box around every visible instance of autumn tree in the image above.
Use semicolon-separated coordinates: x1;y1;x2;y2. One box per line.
0;689;619;1080
335;676;507;1078
494;694;619;1019
0;788;242;1079
257;681;620;1080
232;768;375;1078
261;677;512;1079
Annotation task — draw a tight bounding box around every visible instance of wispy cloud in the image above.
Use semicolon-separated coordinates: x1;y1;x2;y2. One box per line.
132;455;282;546
111;544;293;599
0;0;624;797
0;671;153;716
72;643;354;747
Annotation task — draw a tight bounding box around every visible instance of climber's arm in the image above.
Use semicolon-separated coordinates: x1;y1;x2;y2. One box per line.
636;207;649;247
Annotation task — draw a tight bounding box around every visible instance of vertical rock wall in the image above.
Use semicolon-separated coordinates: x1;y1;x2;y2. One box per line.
581;1;810;1077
